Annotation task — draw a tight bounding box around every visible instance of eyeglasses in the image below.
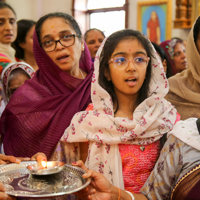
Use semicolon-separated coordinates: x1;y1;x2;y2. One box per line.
41;34;77;52
108;56;150;70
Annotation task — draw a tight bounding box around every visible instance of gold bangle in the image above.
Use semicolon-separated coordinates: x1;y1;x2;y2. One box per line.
116;187;121;200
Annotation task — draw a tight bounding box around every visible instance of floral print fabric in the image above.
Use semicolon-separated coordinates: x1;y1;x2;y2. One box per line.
141;125;200;200
86;103;161;193
61;31;177;189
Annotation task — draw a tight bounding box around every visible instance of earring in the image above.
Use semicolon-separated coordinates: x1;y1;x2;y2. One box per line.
82;46;85;51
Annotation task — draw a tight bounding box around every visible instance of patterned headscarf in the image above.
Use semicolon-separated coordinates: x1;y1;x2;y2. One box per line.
61;30;177;189
1;62;35;104
160;39;184;76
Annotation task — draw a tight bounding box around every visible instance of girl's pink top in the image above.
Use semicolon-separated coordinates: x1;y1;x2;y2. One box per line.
86;104;160;193
86;103;181;193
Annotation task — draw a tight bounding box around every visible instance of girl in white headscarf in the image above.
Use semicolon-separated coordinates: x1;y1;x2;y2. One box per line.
61;29;178;193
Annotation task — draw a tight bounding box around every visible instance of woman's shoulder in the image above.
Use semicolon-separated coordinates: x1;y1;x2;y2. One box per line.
0;53;12;75
171;163;200;200
0;53;12;63
165;90;187;108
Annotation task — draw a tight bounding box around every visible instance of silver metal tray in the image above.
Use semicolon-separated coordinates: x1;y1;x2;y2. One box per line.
0;161;91;198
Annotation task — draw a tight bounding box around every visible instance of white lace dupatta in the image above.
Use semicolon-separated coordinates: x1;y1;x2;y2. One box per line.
61;34;177;189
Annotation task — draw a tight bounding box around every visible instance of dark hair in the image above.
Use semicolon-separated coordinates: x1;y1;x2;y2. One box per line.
84;28;105;42
0;2;16;16
12;19;36;59
99;29;153;112
35;12;82;44
152;42;173;78
194;16;200;46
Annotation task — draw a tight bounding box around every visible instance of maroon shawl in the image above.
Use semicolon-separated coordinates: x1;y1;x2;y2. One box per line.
0;31;94;159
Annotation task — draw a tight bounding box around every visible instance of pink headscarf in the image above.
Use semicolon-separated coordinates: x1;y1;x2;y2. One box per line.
0;31;94;159
160;39;183;76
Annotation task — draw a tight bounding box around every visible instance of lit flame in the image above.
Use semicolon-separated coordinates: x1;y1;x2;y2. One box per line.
41;161;47;169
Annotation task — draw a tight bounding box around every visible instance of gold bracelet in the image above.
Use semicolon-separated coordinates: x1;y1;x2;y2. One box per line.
116;187;121;200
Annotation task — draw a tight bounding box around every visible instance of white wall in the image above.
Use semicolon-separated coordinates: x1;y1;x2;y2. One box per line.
6;0;191;40
6;0;38;20
6;0;72;21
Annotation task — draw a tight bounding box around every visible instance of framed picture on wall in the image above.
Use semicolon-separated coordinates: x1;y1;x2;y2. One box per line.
137;0;172;44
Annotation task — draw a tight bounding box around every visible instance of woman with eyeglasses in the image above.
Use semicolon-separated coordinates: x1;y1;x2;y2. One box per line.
0;12;94;161
56;29;179;195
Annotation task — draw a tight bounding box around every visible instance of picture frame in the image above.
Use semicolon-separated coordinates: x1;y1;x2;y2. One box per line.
137;0;172;44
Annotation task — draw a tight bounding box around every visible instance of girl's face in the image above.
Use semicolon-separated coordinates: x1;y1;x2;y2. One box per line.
40;17;84;75
0;8;17;44
19;25;35;55
173;42;187;73
106;38;148;101
86;30;105;59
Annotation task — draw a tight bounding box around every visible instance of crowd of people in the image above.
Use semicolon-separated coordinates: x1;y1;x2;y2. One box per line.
0;1;199;200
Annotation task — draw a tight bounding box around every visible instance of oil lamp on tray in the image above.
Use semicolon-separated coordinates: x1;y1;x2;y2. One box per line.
27;161;65;175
